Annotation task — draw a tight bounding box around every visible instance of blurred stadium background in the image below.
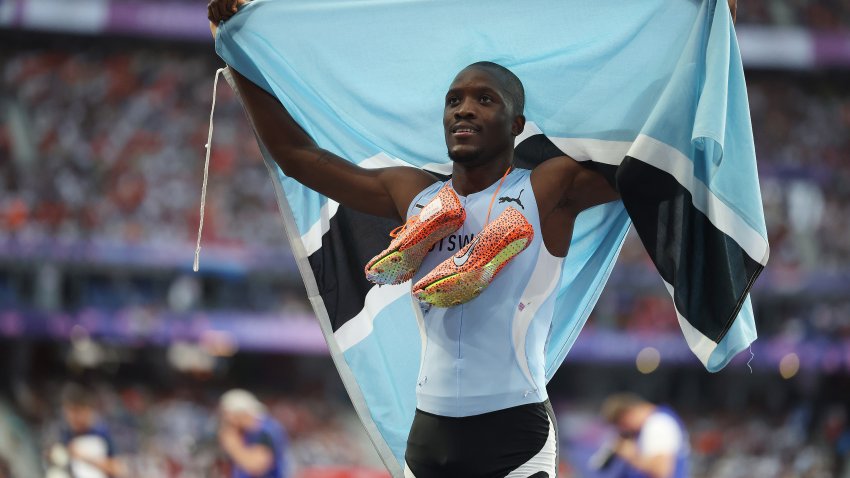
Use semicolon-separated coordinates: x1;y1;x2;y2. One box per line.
1;0;849;477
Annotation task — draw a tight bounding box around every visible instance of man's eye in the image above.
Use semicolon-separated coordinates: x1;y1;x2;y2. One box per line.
480;95;492;103
447;97;459;106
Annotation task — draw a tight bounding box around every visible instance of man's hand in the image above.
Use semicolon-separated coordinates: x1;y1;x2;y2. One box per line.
218;423;243;454
614;437;676;478
613;437;640;463
217;421;275;475
208;0;249;24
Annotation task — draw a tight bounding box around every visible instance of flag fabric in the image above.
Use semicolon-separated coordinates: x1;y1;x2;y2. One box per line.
214;0;768;473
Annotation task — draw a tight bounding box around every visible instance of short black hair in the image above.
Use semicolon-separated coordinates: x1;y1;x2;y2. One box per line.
464;61;525;115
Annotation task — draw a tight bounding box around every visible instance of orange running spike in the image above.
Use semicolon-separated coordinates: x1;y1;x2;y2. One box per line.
412;206;533;307
365;183;465;285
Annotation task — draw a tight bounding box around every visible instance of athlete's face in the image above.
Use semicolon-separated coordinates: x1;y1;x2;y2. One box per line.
444;67;522;164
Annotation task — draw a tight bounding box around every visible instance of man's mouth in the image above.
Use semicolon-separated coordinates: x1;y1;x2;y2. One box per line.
451;124;480;137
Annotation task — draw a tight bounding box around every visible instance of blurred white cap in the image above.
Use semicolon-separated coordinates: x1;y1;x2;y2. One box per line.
219;389;266;417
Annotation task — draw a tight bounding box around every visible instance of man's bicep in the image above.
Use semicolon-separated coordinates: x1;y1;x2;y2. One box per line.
284;150;406;218
531;155;608;212
532;156;619;215
529;156;577;213
573;165;620;209
289;152;437;220
377;166;440;220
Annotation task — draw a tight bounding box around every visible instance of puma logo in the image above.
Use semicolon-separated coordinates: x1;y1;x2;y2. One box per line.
453;236;481;267
498;189;525;209
414;203;425;209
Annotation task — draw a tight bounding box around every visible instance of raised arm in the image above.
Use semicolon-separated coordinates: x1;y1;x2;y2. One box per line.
531;156;620;256
228;70;437;221
209;1;437;222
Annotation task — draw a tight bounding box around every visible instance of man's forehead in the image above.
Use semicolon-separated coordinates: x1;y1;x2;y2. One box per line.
448;67;506;93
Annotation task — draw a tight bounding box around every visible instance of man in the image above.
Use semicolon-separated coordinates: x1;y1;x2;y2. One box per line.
208;4;617;477
599;393;689;478
206;2;736;476
218;389;289;478
55;384;125;478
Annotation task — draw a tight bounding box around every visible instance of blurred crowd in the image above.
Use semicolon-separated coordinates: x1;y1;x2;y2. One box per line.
2;45;850;342
559;400;849;478
0;382;385;478
0;7;848;478
750;74;850;275
685;406;847;478
737;0;850;30
2;48;849;273
0;47;283;250
0;381;847;478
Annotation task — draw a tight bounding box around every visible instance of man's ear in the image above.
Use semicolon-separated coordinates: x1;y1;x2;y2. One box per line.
512;115;526;136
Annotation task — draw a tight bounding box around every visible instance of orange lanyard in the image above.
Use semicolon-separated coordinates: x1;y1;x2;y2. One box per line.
484;166;512;226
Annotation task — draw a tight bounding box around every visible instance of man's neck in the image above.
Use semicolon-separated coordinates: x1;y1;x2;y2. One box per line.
451;154;513;196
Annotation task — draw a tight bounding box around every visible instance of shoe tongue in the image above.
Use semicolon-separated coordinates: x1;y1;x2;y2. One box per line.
419;196;443;222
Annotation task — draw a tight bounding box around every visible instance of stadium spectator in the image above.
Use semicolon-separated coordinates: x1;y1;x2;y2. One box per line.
53;384;126;478
598;393;689;478
219;389;289;478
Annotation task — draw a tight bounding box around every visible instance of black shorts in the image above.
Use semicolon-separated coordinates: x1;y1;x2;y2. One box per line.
404;400;558;478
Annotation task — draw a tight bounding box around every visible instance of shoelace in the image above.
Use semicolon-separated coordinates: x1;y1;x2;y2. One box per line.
389;217;416;239
194;67;227;272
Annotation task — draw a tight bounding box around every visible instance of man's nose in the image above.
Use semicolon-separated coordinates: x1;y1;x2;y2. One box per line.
454;98;477;118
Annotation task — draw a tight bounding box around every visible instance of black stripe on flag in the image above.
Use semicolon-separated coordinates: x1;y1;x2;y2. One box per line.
307;207;397;332
514;133;618;187
514;133;567;169
616;156;764;341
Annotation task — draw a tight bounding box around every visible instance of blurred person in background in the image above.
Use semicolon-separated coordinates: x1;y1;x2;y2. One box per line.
219;389;289;478
595;393;689;478
49;384;126;478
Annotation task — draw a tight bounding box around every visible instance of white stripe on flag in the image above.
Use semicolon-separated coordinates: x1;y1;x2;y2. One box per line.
516;124;769;267
334;282;412;352
302;199;339;257
514;121;544;145
517;122;632;165
629;134;770;266
550;136;631;165
662;281;718;366
300;152;408;256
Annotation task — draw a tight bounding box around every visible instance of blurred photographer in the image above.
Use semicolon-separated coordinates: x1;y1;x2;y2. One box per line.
48;384;126;478
594;393;689;478
218;389;289;478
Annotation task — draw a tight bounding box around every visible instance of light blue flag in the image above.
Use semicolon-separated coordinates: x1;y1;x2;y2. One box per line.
214;0;768;473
